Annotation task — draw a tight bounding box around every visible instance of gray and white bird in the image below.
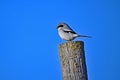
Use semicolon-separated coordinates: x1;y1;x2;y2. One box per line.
57;22;91;41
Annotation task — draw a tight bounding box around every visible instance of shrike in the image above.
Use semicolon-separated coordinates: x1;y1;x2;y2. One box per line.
57;22;91;41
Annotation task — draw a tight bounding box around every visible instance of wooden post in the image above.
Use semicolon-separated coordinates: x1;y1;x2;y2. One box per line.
59;41;88;80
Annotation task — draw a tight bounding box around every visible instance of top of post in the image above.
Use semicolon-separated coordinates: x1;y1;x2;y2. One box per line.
59;41;84;51
59;41;84;46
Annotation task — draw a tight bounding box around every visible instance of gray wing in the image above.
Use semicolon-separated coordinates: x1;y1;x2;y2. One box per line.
63;25;77;34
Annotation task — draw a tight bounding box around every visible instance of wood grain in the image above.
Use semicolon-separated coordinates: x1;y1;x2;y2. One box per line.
59;41;88;80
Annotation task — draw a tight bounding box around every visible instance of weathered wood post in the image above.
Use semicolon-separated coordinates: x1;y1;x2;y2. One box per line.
59;41;88;80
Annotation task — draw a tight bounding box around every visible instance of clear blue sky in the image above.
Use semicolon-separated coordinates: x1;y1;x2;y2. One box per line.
0;0;120;80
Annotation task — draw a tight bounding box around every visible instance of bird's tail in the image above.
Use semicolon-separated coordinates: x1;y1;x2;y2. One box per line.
78;35;92;38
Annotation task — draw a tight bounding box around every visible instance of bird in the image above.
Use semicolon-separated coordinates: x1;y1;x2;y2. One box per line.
56;22;91;41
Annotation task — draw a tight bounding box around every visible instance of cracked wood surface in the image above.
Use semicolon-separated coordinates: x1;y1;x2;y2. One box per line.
59;41;88;80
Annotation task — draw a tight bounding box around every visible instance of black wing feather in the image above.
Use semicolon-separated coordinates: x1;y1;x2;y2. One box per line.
63;30;76;34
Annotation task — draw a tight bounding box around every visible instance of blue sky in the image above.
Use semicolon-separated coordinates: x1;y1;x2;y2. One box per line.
0;0;120;80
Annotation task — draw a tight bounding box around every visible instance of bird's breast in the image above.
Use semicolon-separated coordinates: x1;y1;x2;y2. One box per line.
58;30;74;41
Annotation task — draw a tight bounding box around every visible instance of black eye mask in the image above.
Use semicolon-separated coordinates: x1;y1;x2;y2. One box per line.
57;25;64;29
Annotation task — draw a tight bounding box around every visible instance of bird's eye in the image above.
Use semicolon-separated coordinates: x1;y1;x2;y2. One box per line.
57;25;63;29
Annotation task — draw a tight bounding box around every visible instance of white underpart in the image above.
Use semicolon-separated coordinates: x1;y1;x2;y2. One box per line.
58;27;79;41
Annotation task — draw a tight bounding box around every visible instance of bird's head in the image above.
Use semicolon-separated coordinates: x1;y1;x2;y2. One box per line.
56;22;68;30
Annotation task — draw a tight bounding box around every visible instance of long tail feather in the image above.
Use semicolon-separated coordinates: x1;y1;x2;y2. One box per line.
78;35;92;38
